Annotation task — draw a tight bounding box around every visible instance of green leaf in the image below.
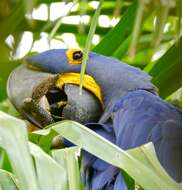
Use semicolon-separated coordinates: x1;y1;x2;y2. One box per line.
0;60;20;101
93;2;137;56
121;170;135;190
127;143;175;187
48;0;78;41
0;169;18;190
30;130;83;189
29;143;68;190
0;100;19;117
151;2;171;48
0;150;13;172
145;37;182;98
29;128;58;153
0;111;39;190
52;146;83;190
0;1;25;41
48;120;182;190
128;0;146;57
112;35;131;59
80;0;104;93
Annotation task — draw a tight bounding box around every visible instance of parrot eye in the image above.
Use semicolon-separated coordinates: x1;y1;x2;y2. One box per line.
66;49;83;65
73;51;83;60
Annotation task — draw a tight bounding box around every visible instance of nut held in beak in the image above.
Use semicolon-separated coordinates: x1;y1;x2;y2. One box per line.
7;64;102;128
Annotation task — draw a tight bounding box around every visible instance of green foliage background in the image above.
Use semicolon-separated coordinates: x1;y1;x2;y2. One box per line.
0;0;182;101
0;0;182;190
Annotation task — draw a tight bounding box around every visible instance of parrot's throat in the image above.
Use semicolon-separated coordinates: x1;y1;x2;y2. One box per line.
55;72;103;107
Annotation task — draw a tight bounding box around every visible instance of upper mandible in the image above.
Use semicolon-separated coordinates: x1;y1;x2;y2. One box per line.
27;49;157;107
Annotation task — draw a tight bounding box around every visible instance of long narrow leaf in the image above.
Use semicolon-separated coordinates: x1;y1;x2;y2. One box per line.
0;111;39;190
80;0;104;93
0;169;18;190
52;147;83;190
129;0;145;57
93;2;137;56
145;36;182;98
112;35;131;59
29;143;68;190
127;143;176;185
48;0;78;41
49;120;182;190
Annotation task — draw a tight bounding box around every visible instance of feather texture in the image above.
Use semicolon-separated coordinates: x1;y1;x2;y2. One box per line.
26;49;182;189
81;90;182;189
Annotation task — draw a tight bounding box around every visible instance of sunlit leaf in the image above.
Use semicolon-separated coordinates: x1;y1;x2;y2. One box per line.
0;111;39;190
145;36;182;98
80;0;104;93
0;169;18;190
29;143;68;190
93;2;137;56
52;147;83;190
33;120;182;190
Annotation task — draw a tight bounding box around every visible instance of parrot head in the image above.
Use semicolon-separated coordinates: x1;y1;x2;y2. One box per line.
26;48;157;109
7;63;103;129
27;49;83;74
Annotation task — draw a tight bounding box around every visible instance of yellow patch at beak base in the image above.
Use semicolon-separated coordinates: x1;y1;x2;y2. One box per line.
56;72;103;108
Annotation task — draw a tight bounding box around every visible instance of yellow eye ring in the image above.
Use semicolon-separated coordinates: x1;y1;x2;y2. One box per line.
66;49;83;65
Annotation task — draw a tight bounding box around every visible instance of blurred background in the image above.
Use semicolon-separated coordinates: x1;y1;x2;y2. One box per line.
0;0;182;113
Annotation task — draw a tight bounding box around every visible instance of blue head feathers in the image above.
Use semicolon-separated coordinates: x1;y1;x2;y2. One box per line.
27;49;157;107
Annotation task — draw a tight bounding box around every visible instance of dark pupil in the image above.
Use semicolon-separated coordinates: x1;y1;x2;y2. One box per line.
73;51;83;60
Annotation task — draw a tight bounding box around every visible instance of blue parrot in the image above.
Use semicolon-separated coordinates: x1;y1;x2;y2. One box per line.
26;49;182;189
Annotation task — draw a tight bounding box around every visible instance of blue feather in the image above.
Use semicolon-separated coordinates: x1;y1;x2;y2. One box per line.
27;50;182;189
82;90;182;189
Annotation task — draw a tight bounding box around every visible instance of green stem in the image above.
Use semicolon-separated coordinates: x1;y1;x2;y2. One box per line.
151;3;170;48
79;0;104;94
175;0;182;42
48;0;78;41
129;0;146;58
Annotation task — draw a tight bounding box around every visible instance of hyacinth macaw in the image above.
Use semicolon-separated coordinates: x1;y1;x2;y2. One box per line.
24;49;182;189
